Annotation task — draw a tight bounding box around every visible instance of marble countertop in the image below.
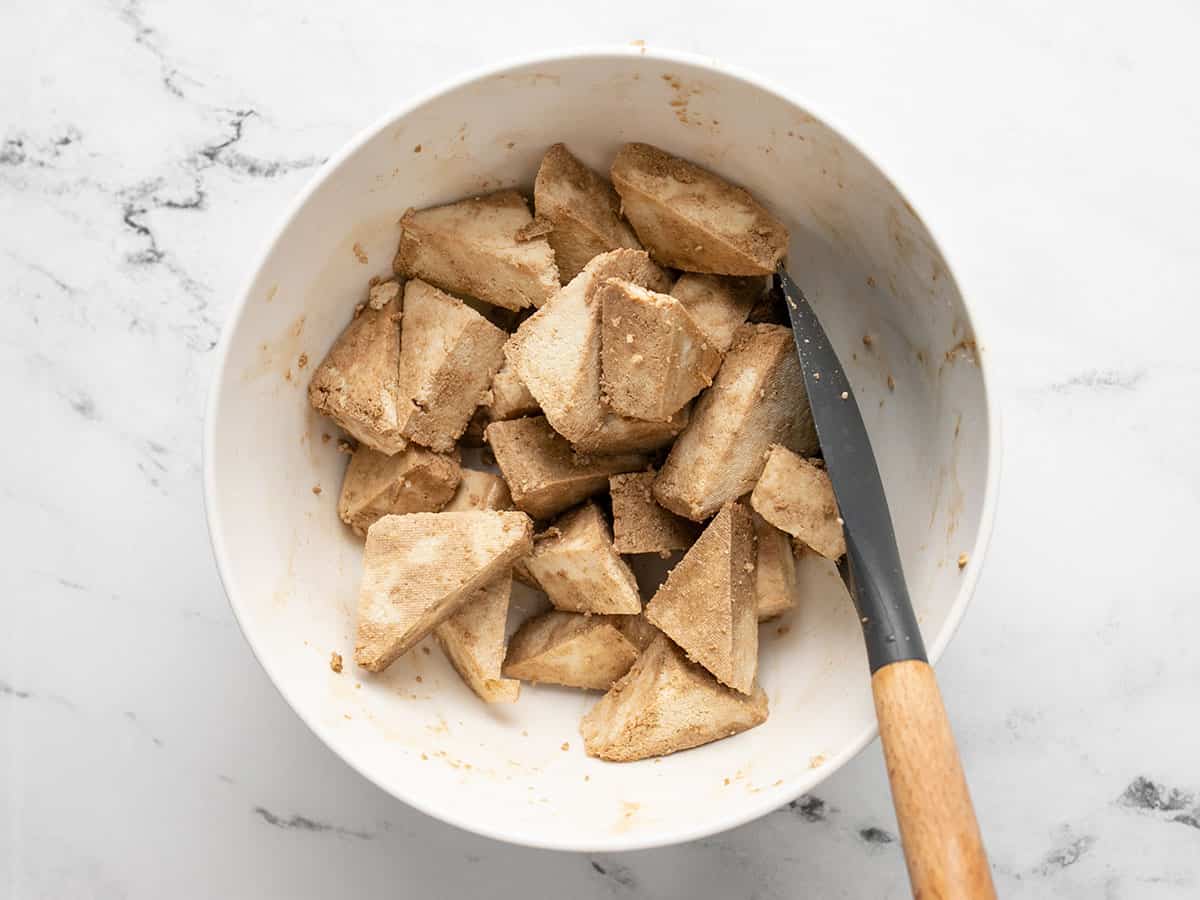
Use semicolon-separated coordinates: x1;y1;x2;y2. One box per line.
5;1;1198;896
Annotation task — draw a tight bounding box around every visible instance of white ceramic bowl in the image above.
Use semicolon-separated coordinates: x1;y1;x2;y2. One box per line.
204;47;999;852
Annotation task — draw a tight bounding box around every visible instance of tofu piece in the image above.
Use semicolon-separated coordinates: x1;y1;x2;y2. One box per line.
571;404;690;455
307;294;406;454
505;249;671;445
534;143;642;282
599;279;722;421
654;323;818;521
485;416;649;520
671;273;763;352
751;446;846;560
435;573;520;703
644;502;758;693
395;280;507;452
503;610;639;690
442;468;513;512
611;143;789;276
580;634;769;762
525;503;641;615
483;359;540;421
337;444;462;536
609;471;700;554
393;190;559;310
354;510;533;672
752;511;800;621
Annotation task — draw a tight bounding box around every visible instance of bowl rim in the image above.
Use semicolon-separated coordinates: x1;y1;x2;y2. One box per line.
202;43;1003;853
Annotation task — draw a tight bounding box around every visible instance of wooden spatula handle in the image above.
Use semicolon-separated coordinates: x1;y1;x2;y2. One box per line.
871;659;996;899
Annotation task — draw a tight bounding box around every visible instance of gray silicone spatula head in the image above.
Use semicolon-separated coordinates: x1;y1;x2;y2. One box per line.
775;265;926;673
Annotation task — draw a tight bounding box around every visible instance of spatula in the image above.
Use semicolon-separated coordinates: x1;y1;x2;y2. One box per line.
776;266;996;899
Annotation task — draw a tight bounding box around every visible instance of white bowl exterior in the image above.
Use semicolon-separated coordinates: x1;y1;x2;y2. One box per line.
205;49;998;852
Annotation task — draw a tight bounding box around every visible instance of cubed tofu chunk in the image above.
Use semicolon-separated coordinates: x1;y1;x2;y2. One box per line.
534;143;642;283
505;249;672;445
442;468;513;512
580;634;768;762
307;294;406;454
395;280;508;452
644;501;758;693
483;360;540;421
671;273;763;352
751;446;846;560
598;279;722;421
354;510;533;672
611;143;789;276
525;503;641;615
435;573;520;703
502;610;639;690
752;511;800;621
337;444;461;536
485;416;649;520
654;323;818;521
393;190;559;310
609;471;700;554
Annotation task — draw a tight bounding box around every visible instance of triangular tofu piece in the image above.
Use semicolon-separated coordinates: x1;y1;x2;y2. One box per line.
505;249;671;444
751;445;846;560
671;273;763;353
307;293;406;454
654;323;818;521
609;471;700;554
393;190;559;310
580;634;769;762
435;573;520;703
752;510;800;621
525;503;641;614
485;416;649;520
644;501;758;693
395;280;507;452
611;143;789;276
442;468;513;512
503;610;639;690
599;279;722;421
354;510;533;672
534;143;642;282
337;444;461;536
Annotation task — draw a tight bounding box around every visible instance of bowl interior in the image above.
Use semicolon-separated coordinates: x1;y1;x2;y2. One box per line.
206;51;991;851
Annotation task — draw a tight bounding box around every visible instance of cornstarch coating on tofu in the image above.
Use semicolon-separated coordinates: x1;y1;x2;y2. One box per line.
580;634;769;762
394;190;559;310
534;143;642;282
609;471;700;554
503;610;640;690
572;404;690;455
644;501;758;694
354;510;532;672
611;142;789;276
484;416;649;520
442;468;513;512
395;280;508;452
752;510;800;621
598;279;722;422
751;445;846;560
435;572;520;703
525;502;642;615
337;444;462;536
505;248;672;447
307;292;406;454
671;273;763;352
654;323;818;521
